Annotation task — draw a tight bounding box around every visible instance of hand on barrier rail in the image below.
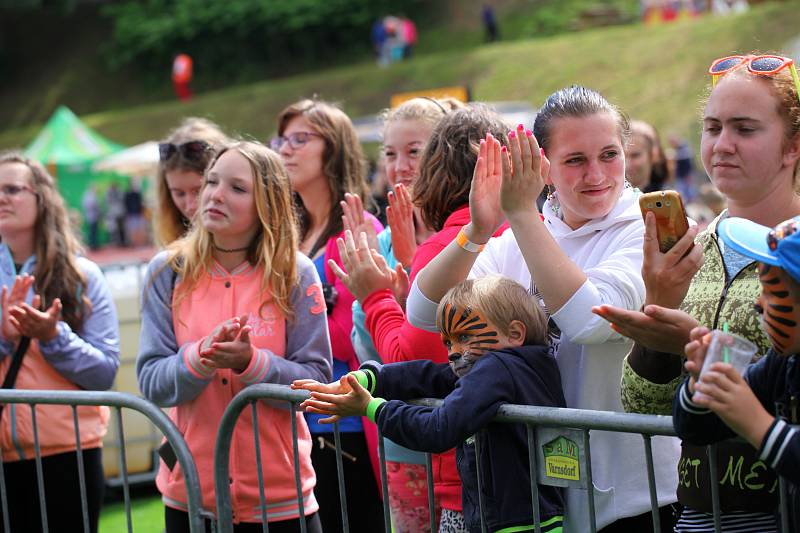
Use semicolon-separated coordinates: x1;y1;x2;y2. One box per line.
291;377;352;395
298;374;372;424
199;313;253;372
1;274;35;343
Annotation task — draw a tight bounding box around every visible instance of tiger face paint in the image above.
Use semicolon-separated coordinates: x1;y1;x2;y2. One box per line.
756;263;800;355
440;303;501;377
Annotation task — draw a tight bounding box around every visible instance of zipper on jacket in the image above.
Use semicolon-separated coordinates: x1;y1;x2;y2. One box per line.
710;236;756;331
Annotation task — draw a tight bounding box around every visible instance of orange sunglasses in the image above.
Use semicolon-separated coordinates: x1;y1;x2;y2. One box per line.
708;55;800;103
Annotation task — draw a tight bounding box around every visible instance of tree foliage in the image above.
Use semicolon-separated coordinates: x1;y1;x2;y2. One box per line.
102;0;425;81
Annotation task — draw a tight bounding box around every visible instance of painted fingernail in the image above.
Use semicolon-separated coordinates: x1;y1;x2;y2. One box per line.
501;146;508;153
526;129;533;137
517;123;524;130
508;131;516;139
540;148;545;156
480;139;485;145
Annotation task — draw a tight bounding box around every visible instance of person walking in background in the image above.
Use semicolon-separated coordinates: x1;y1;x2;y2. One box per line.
81;183;101;250
155;117;229;246
105;182;127;247
172;53;194;102
0;152;120;533
401;17;417;59
273;98;384;533
482;4;499;42
124;178;146;247
137;141;332;532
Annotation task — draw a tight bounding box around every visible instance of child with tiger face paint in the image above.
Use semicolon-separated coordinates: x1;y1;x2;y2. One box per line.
674;215;800;526
296;276;566;533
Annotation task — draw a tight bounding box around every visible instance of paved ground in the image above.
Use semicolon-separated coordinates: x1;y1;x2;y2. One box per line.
85;245;157;266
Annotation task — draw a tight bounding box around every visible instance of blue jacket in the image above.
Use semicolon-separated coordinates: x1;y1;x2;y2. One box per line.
362;345;566;533
673;350;800;526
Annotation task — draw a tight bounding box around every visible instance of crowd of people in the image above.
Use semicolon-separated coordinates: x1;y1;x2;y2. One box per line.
0;49;798;533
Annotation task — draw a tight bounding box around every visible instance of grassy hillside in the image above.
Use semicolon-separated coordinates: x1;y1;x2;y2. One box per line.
1;1;798;151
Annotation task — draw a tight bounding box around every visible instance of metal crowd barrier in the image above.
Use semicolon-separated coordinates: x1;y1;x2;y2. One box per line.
214;384;792;533
0;389;207;533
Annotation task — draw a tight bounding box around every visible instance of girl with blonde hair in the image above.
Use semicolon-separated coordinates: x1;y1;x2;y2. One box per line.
137;141;332;532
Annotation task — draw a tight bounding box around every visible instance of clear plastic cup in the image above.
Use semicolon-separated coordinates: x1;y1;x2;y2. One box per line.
694;330;757;401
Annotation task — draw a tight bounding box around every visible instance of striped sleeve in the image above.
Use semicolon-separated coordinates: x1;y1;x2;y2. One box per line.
758;417;800;482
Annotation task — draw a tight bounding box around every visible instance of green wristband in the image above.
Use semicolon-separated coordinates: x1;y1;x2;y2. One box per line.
366;397;386;423
349;369;377;393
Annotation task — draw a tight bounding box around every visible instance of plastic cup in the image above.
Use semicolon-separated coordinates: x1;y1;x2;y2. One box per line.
694;330;757;401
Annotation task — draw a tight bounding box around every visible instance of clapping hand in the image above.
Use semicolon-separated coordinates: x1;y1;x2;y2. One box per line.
8;293;61;342
465;132;506;244
328;230;406;303
341;193;378;252
386;183;416;267
499;123;550;218
199;314;253;372
1;275;34;343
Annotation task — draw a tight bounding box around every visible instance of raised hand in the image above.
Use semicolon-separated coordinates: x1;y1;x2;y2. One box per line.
500;123;549;218
1;275;35;343
299;374;373;424
592;304;700;354
386;183;416;266
200;314;253;372
466;132;506;244
341;192;378;252
328;230;395;302
642;211;703;309
9;293;62;342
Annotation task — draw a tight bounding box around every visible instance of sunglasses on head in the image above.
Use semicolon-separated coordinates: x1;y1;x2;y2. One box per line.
708;55;800;103
158;140;211;162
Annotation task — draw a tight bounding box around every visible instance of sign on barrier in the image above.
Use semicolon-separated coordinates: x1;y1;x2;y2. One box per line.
536;427;587;489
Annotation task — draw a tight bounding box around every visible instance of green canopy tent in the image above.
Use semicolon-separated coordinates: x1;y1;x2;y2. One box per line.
24;106;128;246
24;105;125;212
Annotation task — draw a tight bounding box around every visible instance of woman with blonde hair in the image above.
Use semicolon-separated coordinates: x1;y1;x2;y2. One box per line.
155;117;229;245
137;141;332;532
0;152;120;533
273;98;384;532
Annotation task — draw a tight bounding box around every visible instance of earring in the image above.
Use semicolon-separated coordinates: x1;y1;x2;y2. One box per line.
546;185;561;218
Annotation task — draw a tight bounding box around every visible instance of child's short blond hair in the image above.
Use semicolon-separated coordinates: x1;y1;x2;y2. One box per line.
436;275;549;346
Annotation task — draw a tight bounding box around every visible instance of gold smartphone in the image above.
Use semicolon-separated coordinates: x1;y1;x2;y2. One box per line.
638;190;690;253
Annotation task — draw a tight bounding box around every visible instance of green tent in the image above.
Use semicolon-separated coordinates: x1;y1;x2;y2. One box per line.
24;105;125;212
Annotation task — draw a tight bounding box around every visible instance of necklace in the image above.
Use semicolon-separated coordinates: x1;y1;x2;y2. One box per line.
213;243;250;253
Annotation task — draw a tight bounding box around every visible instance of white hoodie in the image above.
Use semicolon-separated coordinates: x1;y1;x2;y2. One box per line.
407;188;680;531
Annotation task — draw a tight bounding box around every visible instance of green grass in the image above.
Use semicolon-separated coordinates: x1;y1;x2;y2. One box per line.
100;493;164;533
1;1;798;151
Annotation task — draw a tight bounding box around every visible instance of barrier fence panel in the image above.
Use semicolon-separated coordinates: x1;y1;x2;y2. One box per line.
0;389;206;533
214;384;792;533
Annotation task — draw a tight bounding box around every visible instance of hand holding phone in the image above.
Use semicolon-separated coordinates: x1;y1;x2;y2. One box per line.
639;190;690;253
